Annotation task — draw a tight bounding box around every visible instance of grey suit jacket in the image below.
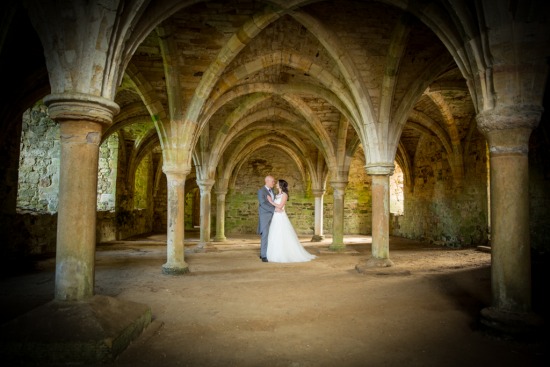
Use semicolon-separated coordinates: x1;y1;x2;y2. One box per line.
257;186;275;235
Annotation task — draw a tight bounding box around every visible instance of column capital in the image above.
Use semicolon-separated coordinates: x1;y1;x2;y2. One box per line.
311;189;326;197
197;179;216;189
163;164;191;178
197;179;215;195
43;93;120;127
476;105;542;156
365;162;394;176
476;105;542;134
330;180;348;190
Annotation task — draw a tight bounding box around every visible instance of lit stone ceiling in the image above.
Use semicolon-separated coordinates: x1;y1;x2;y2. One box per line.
111;0;474;183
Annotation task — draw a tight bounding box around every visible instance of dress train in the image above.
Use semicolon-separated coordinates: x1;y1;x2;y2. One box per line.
266;195;316;263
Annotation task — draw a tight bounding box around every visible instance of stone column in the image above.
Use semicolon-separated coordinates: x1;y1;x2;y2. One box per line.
44;94;119;301
163;168;190;274
364;163;395;268
477;106;543;332
311;189;325;242
329;181;347;251
197;179;215;248
213;188;228;242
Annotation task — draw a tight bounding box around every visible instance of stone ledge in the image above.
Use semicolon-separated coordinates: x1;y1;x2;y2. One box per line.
0;295;151;365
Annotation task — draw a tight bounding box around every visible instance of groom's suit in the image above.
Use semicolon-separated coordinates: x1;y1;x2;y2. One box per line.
257;185;275;259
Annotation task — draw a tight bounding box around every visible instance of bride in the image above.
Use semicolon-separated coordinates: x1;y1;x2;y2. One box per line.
266;179;316;263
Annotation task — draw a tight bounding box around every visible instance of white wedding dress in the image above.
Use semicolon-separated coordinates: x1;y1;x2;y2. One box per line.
266;194;316;263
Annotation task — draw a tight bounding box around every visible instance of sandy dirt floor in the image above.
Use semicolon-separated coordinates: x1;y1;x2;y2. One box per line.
1;233;548;367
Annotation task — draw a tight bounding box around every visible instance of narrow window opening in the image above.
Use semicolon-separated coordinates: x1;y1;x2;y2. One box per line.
390;162;404;215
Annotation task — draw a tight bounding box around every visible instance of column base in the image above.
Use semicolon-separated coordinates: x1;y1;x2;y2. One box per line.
356;257;395;272
311;235;325;242
193;242;218;253
480;307;544;337
0;295;151;365
213;236;227;242
328;243;346;252
162;262;189;274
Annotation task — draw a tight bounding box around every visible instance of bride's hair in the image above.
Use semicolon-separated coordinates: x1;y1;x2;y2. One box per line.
278;179;289;200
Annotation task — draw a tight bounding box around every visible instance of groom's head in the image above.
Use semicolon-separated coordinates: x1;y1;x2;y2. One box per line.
265;175;275;188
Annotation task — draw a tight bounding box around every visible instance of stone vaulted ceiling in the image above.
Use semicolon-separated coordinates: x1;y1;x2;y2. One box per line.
109;0;474;189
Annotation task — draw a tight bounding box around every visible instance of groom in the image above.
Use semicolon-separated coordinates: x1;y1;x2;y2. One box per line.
257;175;276;262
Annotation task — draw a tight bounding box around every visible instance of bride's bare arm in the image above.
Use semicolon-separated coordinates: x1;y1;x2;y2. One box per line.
267;194;285;210
267;195;283;209
279;192;288;207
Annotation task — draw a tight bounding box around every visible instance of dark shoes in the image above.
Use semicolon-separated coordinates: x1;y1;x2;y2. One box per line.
261;257;268;262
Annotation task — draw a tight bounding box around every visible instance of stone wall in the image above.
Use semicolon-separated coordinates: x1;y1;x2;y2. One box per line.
134;153;151;209
17;103;60;213
114;209;153;240
13;103;549;256
153;173;168;233
12;211;57;256
149;148;386;238
152;174;198;234
390;131;489;247
184;184;199;230
529;116;550;256
17;102;118;213
13;103;146;253
223;147;374;236
0;110;23;260
97;134;119;211
225;147;310;235
337;153;372;234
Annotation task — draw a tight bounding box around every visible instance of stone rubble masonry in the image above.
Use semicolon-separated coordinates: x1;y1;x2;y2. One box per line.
13;103;495;255
17;102;118;213
15;102;122;252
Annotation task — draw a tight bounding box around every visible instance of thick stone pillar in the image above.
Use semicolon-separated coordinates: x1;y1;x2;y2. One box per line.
311;189;325;242
363;163;395;268
197;179;215;248
55;120;101;300
213;188;228;242
163;169;190;274
477;106;543;332
44;94;119;301
329;181;347;251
